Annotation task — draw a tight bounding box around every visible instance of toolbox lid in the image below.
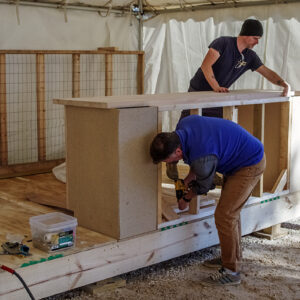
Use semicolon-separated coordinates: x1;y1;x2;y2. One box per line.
30;212;78;232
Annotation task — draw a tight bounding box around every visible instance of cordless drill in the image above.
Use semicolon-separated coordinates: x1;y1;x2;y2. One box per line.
174;179;187;201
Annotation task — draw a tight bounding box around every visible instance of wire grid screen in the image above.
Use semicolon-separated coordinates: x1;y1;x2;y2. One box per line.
45;54;72;160
6;54;38;165
112;55;138;96
80;54;106;97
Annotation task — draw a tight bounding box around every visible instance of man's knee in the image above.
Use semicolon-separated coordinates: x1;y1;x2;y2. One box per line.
214;207;239;231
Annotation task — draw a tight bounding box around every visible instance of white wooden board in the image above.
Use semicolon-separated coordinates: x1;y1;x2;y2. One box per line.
54;90;292;112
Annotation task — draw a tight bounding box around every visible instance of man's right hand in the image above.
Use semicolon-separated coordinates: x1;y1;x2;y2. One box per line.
214;86;229;93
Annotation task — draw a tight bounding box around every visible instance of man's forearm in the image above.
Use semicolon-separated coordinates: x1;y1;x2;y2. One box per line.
264;69;288;87
256;65;290;96
201;65;220;91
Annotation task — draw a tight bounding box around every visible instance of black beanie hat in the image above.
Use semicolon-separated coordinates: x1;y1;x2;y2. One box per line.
239;19;263;37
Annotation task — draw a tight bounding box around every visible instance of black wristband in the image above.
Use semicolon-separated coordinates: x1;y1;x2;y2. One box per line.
182;196;191;203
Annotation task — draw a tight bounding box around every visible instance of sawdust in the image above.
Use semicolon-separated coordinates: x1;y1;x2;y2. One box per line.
45;217;300;300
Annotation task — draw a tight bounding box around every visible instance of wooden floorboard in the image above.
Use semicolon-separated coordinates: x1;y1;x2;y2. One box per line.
0;173;114;270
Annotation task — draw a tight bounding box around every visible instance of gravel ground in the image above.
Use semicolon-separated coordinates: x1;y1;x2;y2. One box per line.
43;217;300;300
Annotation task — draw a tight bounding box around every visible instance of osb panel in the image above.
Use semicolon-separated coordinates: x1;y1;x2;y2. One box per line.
119;107;158;238
66;107;120;238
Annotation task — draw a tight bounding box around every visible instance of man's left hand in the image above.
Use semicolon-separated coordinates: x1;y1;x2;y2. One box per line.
178;198;189;210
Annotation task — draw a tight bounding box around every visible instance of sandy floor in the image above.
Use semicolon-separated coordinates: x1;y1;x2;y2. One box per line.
45;218;300;300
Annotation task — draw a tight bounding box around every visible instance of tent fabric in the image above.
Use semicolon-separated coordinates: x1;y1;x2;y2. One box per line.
143;3;300;130
0;4;138;50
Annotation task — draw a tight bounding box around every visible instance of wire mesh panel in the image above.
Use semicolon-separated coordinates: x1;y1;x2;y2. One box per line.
80;54;106;97
45;54;72;160
6;54;38;165
113;54;138;96
0;50;144;177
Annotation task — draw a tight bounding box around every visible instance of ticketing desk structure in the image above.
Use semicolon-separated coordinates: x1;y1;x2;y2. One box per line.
1;90;300;299
53;90;300;239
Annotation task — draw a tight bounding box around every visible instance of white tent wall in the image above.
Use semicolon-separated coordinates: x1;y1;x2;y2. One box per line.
0;4;138;50
143;3;300;130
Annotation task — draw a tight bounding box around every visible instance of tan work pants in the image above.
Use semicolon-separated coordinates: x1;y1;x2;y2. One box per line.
214;154;266;272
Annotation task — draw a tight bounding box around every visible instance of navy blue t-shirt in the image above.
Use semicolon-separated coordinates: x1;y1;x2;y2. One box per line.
175;115;264;175
189;36;263;91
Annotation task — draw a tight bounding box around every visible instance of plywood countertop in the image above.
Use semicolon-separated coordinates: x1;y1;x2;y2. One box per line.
53;90;292;111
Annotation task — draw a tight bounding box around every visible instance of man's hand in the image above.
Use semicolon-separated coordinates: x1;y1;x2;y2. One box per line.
214;86;229;93
178;198;189;210
281;82;291;97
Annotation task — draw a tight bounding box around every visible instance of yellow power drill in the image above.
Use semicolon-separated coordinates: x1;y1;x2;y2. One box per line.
174;179;187;201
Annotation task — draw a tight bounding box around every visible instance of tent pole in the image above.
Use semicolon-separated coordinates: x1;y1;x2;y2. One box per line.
138;0;144;51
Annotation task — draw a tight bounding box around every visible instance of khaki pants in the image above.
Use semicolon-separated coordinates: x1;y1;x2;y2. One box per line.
214;154;266;272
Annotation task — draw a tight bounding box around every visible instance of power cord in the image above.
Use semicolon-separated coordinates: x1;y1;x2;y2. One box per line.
1;264;35;300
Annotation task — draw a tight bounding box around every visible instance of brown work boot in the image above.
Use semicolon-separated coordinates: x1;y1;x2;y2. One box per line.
203;257;222;268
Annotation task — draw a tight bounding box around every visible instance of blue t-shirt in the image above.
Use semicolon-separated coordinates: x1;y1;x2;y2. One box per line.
190;36;263;91
175;115;264;175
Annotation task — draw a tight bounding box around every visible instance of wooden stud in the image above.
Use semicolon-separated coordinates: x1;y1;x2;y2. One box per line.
105;54;113;96
36;53;46;162
252;104;265;197
0;54;8;166
271;169;287;194
279;102;291;188
223;106;238;122
137;53;144;95
72;54;80;98
188;195;200;214
0;50;143;55
254;168;288;240
0;159;64;179
190;108;200;115
157;111;163;225
223;106;234;120
97;47;119;52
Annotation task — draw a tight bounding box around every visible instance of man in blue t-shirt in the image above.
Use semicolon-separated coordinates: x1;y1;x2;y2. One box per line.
150;115;266;286
184;19;290;118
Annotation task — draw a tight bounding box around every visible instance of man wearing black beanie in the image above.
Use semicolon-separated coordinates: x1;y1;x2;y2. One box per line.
184;18;290;118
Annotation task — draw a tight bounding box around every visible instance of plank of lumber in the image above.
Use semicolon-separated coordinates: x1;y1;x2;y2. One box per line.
54;90;292;111
271;169;287;194
97;47;119;51
254;169;288;240
188;196;200;214
0;53;8;166
72;54;80;98
36;53;46;162
252;103;265;197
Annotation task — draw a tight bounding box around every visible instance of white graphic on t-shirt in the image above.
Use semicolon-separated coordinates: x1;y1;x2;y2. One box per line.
235;53;247;69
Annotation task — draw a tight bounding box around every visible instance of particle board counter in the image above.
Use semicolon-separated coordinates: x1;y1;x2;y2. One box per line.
53;89;299;238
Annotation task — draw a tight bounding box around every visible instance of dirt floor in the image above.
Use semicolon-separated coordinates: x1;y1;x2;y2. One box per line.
44;217;300;300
